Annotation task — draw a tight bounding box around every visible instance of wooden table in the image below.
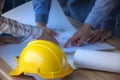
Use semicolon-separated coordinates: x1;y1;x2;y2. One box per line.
0;57;35;80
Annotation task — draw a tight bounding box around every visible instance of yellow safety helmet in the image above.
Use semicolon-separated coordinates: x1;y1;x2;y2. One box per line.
9;40;73;79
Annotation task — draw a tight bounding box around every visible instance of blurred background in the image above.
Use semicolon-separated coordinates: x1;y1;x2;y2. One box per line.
3;0;31;13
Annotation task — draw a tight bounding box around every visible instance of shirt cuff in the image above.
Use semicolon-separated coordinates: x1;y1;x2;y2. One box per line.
100;17;116;30
84;14;100;29
35;14;48;24
31;27;43;39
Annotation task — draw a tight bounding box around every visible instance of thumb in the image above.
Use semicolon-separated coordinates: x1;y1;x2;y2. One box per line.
50;30;58;36
45;27;58;36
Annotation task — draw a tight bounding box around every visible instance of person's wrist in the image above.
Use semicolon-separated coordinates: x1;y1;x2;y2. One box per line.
31;27;43;39
36;22;46;27
83;23;92;30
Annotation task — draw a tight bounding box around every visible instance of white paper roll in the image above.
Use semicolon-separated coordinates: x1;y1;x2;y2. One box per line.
74;49;120;73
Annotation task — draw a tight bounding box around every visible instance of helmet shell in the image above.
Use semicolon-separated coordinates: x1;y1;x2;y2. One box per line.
10;40;73;79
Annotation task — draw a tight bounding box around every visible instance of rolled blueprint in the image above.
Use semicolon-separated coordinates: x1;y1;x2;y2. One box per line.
74;49;120;73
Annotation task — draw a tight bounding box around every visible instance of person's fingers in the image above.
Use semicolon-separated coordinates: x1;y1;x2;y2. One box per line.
51;30;58;36
0;36;20;45
0;42;6;46
64;38;73;48
97;29;111;42
88;30;102;43
64;32;83;48
0;36;19;43
77;36;85;46
47;35;59;44
87;30;98;43
89;35;100;43
64;34;82;48
88;34;96;43
51;37;59;45
100;35;107;42
45;27;58;36
88;34;99;43
38;32;59;45
4;37;20;43
100;34;111;42
71;41;78;46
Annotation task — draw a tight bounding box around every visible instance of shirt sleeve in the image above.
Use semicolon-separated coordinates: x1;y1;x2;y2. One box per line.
32;0;51;24
0;16;43;41
85;0;117;29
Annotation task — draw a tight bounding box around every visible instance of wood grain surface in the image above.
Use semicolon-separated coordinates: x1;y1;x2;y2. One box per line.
0;57;36;80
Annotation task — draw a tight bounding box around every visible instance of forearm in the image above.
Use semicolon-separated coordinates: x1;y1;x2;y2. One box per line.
0;16;43;40
0;16;32;37
32;0;51;24
85;0;117;29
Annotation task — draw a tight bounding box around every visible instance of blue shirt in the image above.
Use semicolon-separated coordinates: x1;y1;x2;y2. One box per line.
32;0;118;29
85;0;118;29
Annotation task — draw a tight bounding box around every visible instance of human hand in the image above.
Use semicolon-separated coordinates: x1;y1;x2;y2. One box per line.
88;29;111;43
0;36;19;46
36;22;58;36
37;22;46;27
35;22;59;44
64;23;91;47
37;27;59;44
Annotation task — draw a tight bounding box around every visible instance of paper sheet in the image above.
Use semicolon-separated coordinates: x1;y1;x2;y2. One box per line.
63;42;115;53
74;49;120;73
47;0;115;52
